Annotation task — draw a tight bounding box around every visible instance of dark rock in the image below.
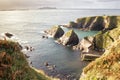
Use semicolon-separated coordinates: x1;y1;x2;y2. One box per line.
5;32;13;38
44;62;49;66
25;46;29;50
42;35;45;38
58;30;79;46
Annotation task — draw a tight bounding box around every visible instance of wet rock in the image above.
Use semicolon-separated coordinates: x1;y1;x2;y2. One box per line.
45;25;64;38
25;46;29;50
5;32;13;38
44;62;49;66
24;46;34;51
42;35;45;38
42;35;48;39
58;30;79;46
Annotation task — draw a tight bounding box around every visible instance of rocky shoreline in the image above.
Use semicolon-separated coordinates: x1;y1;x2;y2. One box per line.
45;16;120;80
45;25;104;61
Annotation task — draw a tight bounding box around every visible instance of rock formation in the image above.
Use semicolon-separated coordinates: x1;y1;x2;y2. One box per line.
65;16;120;31
73;36;94;52
58;30;79;46
94;27;120;50
45;25;64;38
80;39;120;80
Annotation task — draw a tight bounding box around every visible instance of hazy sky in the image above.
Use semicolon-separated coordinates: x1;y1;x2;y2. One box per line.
0;0;120;9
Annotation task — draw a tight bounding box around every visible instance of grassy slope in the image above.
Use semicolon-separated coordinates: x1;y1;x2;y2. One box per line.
94;27;120;49
80;40;120;80
0;40;50;80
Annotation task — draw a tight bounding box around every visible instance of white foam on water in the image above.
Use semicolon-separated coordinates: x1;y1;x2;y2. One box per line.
0;32;28;44
0;32;30;53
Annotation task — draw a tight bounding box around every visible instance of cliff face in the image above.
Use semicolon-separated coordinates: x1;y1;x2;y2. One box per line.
0;40;49;80
80;39;120;80
68;16;120;31
94;27;120;49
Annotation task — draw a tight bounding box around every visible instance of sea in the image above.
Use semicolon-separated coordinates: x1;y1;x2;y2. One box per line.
0;9;120;80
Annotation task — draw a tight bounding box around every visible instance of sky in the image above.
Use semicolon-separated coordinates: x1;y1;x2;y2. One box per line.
0;0;120;9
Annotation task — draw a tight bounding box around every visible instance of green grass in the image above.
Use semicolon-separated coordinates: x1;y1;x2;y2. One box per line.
80;40;120;80
0;40;50;80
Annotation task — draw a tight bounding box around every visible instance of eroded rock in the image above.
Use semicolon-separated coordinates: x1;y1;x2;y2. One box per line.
45;25;64;38
58;30;79;46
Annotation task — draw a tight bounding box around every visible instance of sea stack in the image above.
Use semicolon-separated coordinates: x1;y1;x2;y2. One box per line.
45;25;64;38
58;30;79;46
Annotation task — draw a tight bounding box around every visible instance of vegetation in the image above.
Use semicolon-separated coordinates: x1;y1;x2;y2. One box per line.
0;40;49;80
64;29;74;37
94;27;120;49
80;40;120;80
68;16;120;31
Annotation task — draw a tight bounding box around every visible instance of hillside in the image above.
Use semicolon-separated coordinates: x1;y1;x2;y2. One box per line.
80;34;120;80
0;39;50;80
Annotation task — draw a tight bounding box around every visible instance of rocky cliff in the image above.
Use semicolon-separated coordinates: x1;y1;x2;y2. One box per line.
80;39;120;80
66;16;120;31
80;27;120;80
94;27;120;50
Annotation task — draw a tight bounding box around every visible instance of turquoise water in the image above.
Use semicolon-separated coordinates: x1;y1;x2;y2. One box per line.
0;9;120;80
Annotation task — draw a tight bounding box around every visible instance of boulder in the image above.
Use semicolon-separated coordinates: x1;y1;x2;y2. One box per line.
45;26;64;38
59;30;79;46
5;32;13;38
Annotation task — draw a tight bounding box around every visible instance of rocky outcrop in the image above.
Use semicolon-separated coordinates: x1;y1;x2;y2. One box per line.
94;27;120;50
58;30;79;46
5;32;13;38
73;36;103;61
45;26;64;38
73;36;94;52
80;39;120;80
65;16;120;31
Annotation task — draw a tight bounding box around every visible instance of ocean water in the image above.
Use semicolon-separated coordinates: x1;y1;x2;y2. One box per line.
0;9;120;80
